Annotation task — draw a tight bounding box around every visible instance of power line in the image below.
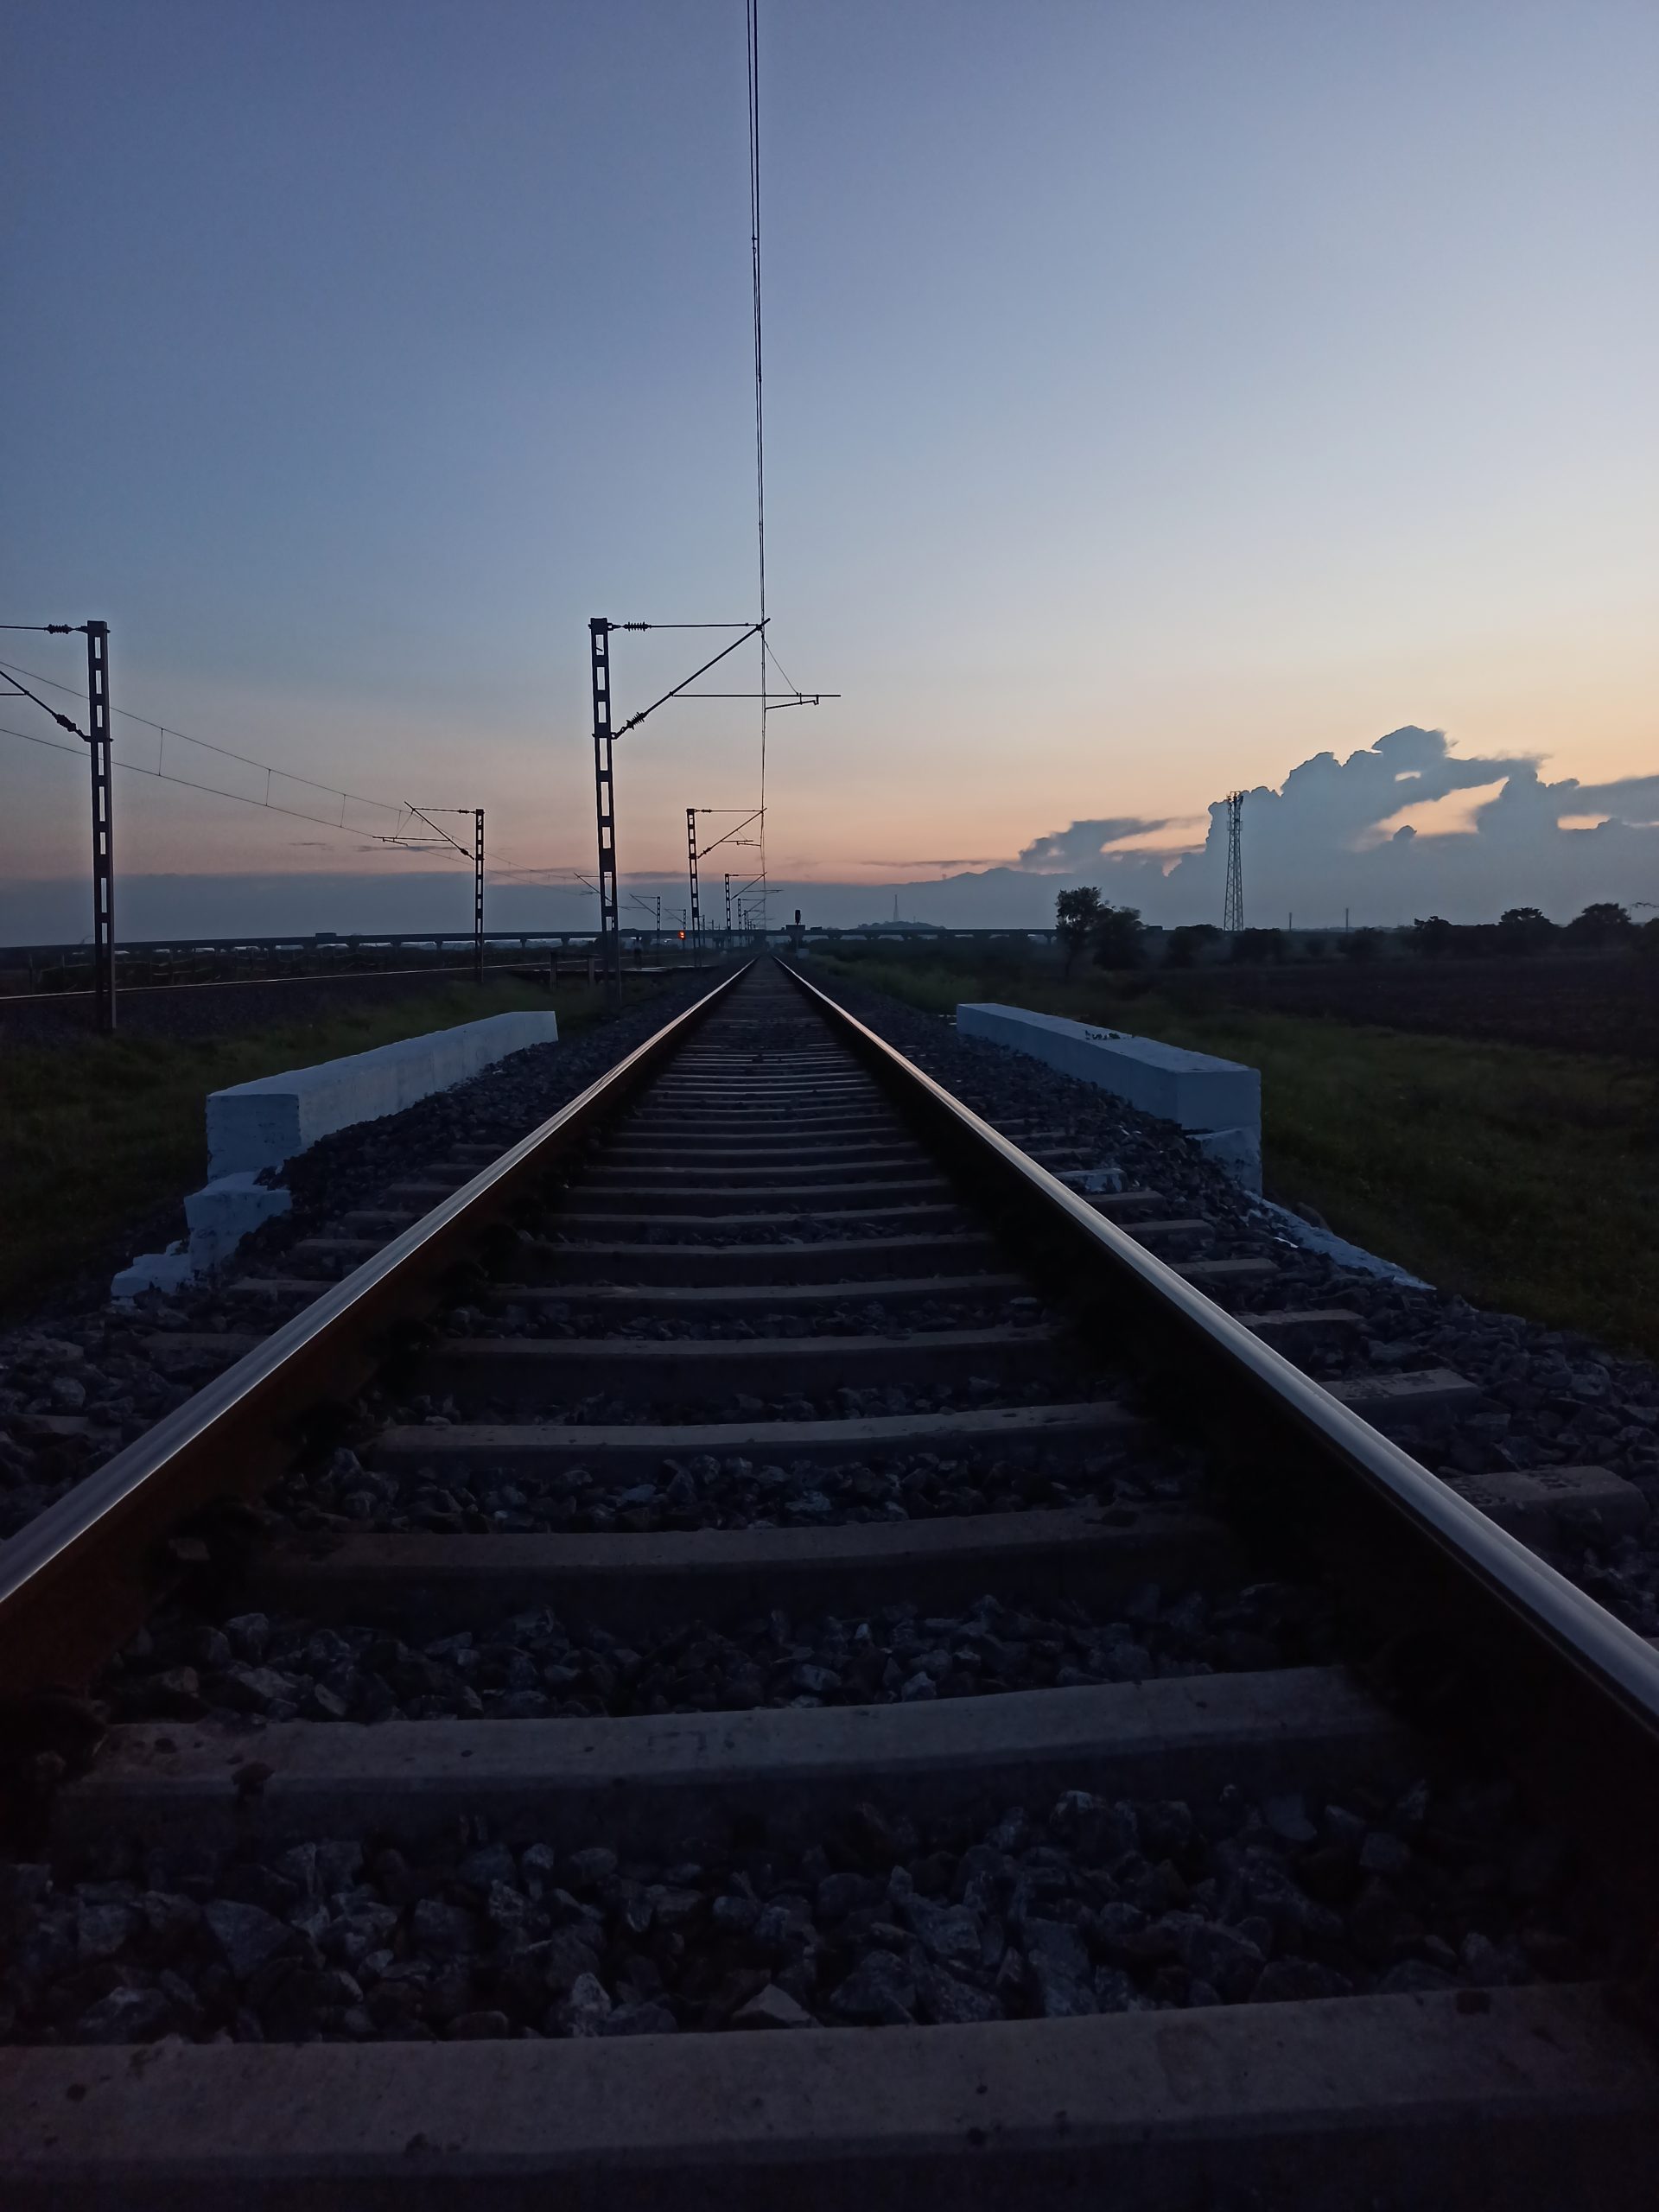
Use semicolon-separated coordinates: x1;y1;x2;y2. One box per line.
747;0;770;924
0;656;404;821
747;0;767;640
0;667;89;741
1;719;590;888
0;721;435;846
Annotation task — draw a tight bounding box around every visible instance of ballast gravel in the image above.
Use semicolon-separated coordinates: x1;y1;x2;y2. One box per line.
102;1580;1339;1728
442;1293;1032;1343
0;1773;1604;2046
265;1438;1193;1535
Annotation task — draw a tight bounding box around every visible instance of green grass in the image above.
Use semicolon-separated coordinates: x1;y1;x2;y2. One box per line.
0;976;657;1317
820;950;1659;1361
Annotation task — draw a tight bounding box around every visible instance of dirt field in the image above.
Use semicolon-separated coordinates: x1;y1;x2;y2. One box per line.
1140;951;1659;1059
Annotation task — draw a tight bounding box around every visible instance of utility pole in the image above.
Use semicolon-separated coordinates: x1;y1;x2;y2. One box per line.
474;808;485;983
1222;791;1245;936
724;870;732;946
85;621;115;1033
685;805;702;968
589;619;621;1010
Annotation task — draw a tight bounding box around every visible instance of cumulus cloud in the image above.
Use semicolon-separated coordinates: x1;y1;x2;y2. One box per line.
1018;817;1181;870
1014;727;1659;926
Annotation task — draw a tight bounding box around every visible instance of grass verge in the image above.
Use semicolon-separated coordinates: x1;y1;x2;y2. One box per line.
0;977;652;1319
818;950;1659;1361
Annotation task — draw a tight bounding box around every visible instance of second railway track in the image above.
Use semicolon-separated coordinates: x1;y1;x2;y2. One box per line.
3;958;1658;2205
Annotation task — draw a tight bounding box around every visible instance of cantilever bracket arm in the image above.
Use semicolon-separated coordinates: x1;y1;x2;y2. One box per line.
696;807;766;861
614;622;766;738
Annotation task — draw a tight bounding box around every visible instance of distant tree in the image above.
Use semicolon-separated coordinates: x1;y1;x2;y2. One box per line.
1564;900;1635;950
1410;915;1455;957
1497;906;1560;955
1342;928;1381;963
1301;936;1326;960
1637;917;1659;957
1090;902;1146;970
1230;927;1287;965
1164;922;1221;969
1055;887;1103;979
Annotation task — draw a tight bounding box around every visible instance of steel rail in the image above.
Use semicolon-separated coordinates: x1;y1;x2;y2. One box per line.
779;958;1659;1904
0;966;752;1698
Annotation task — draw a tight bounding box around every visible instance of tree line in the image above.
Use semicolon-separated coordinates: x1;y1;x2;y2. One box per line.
1055;890;1656;975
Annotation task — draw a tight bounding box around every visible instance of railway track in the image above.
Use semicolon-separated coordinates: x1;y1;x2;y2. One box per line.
3;958;1658;2205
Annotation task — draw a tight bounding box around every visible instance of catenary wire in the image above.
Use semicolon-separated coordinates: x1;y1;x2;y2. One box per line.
0;657;405;820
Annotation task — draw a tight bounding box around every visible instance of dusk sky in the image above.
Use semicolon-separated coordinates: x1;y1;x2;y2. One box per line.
3;0;1656;936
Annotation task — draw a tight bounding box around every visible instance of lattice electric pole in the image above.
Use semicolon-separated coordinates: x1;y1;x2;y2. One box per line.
1222;791;1245;936
685;806;702;968
85;621;116;1033
724;871;732;943
474;809;485;983
589;619;621;1009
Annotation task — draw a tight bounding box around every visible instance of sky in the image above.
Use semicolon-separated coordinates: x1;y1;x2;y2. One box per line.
3;0;1656;940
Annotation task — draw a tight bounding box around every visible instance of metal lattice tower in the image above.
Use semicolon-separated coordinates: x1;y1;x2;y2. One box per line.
1222;790;1245;935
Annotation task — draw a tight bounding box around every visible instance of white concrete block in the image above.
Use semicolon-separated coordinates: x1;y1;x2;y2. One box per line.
957;1005;1258;1135
206;1011;558;1177
1251;1197;1429;1287
182;1173;293;1270
957;1004;1262;1190
111;1247;196;1302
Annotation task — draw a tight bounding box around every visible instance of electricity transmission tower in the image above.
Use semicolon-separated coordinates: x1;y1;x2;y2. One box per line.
1222;791;1245;934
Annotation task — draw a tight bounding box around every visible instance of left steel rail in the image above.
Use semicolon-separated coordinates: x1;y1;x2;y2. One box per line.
0;966;750;1697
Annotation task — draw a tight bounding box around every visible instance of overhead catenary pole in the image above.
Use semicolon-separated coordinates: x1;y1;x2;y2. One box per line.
474;808;485;983
685;806;702;969
589;619;621;1009
85;621;115;1033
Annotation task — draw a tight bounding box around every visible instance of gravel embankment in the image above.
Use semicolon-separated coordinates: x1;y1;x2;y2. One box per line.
807;969;1659;1637
0;977;716;1541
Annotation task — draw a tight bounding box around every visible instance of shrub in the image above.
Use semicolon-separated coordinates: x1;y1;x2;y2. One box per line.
1164;922;1221;969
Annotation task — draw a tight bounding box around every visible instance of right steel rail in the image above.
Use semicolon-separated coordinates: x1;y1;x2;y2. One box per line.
779;958;1659;1902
